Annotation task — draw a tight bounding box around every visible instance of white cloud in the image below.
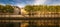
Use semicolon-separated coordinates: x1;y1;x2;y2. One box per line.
49;3;60;6
33;0;47;5
15;0;47;7
0;3;5;5
15;4;25;8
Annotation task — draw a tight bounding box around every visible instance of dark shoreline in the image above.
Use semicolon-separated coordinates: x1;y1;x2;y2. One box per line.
0;17;60;20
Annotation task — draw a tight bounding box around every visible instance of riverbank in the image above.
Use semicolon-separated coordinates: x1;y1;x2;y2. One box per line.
0;15;60;18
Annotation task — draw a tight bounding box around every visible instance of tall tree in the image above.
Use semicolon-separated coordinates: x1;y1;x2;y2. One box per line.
0;5;4;13
0;4;14;15
5;5;14;13
25;5;33;16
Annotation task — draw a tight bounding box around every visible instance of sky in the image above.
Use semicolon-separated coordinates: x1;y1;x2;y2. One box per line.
0;0;60;8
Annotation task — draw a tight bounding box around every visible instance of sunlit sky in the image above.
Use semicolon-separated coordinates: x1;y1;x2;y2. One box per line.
0;0;60;7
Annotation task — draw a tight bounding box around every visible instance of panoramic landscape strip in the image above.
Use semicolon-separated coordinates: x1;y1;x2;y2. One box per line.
0;0;60;27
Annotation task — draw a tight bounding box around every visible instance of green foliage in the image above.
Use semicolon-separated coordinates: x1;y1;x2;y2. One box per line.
5;5;14;13
0;5;4;13
25;5;60;13
24;5;34;15
25;5;33;12
0;4;14;13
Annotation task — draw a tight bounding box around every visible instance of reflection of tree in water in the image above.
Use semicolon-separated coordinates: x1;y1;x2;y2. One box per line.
26;25;40;27
26;21;40;27
6;23;14;27
25;20;59;27
0;23;14;27
26;25;58;27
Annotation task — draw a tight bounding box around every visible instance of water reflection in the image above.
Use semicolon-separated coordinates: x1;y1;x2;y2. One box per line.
0;18;60;27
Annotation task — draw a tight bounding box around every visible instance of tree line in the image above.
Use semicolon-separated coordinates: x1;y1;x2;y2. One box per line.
24;5;60;15
25;5;60;12
0;5;14;13
0;4;60;15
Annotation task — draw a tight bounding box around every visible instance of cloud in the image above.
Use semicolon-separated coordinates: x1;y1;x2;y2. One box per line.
33;0;47;5
0;0;60;8
0;3;5;5
15;4;25;8
44;0;60;5
49;3;60;6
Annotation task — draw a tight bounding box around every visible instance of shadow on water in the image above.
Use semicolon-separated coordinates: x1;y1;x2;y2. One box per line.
0;17;60;27
0;22;20;27
26;25;59;27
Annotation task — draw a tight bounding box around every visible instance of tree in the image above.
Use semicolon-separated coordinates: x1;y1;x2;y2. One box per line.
5;5;14;13
25;5;33;16
0;5;4;13
25;5;60;15
0;4;14;15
